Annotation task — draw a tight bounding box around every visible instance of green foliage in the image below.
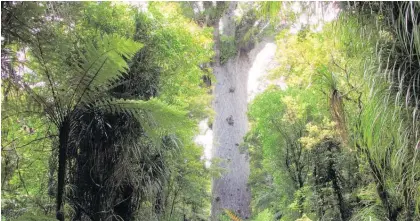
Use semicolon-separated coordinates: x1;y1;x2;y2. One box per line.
252;209;274;221
220;35;237;64
146;2;214;119
2;2;213;220
12;213;56;221
249;2;420;221
80;2;136;37
3;2;419;221
247;87;324;220
1;113;55;218
257;2;283;20
295;214;312;221
124;5;213;219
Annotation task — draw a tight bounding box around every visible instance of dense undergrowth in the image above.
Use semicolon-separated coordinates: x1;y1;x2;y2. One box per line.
1;2;419;221
246;2;420;221
2;2;213;220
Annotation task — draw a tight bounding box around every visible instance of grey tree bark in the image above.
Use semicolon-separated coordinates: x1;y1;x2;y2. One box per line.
210;2;273;219
211;55;252;219
210;3;250;219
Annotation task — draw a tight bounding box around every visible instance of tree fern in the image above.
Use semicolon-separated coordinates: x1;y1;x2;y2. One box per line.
19;30;191;220
92;97;191;145
68;34;143;106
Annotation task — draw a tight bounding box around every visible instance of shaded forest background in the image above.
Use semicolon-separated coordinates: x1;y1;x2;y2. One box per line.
1;1;419;221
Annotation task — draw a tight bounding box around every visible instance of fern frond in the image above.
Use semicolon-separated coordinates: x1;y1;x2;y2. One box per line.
224;209;242;221
71;34;143;105
93;97;190;143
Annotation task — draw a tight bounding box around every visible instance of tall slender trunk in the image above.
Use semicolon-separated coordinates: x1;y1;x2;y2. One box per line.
56;117;70;221
326;142;347;221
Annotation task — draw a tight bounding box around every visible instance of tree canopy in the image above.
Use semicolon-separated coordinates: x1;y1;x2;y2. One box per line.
1;2;419;221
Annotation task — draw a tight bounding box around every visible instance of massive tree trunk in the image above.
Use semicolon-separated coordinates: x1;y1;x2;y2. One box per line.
193;2;276;219
211;54;252;219
210;2;251;219
210;2;276;219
